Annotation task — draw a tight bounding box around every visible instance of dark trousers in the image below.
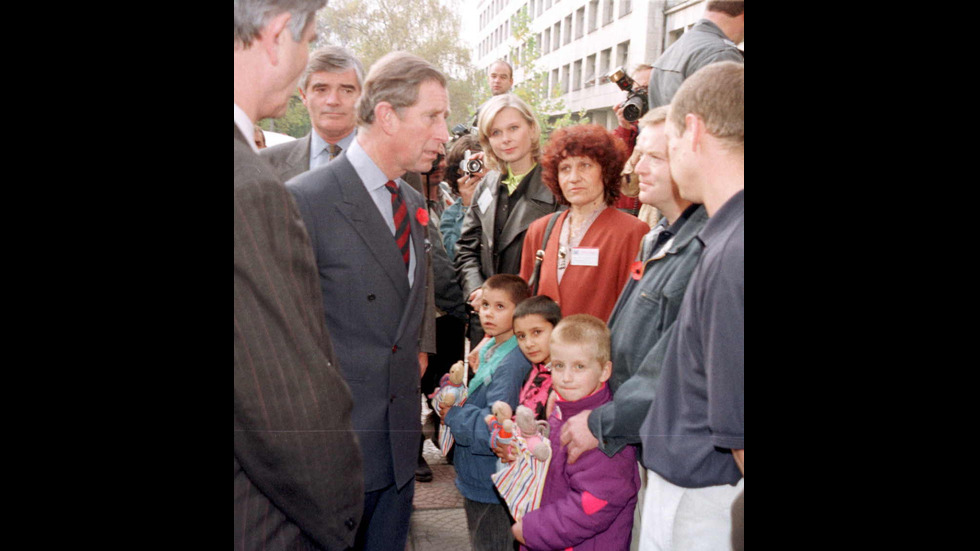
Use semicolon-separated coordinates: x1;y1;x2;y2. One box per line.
354;479;415;551
463;498;518;551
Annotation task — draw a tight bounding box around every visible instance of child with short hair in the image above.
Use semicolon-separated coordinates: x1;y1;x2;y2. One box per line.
512;314;641;551
441;274;532;551
513;295;562;421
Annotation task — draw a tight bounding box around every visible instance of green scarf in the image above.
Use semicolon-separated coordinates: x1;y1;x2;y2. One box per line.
469;335;519;394
503;163;537;195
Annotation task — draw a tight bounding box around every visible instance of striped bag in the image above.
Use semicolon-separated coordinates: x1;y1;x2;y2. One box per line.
490;430;552;520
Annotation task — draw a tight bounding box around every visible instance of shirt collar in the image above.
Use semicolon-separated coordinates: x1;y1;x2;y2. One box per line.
346;135;397;192
233;103;258;154
311;129;357;158
698;189;744;246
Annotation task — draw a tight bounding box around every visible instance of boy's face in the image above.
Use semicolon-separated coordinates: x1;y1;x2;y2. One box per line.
479;287;517;339
513;314;554;365
549;338;611;402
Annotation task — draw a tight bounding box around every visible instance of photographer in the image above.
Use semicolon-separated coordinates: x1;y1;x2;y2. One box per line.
611;63;652;155
440;133;484;262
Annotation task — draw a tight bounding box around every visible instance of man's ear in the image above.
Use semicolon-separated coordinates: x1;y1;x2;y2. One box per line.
375;102;398;135
685;113;705;152
258;11;293;66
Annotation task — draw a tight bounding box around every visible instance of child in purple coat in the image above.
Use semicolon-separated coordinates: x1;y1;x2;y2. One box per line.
512;314;641;551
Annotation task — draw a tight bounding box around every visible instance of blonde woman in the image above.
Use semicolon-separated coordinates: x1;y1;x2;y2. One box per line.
454;93;565;344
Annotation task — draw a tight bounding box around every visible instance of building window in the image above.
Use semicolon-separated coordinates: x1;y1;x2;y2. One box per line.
588;0;598;33
551;67;559;98
599;47;611;80
543;27;552;53
617;39;630;70
561;64;570;95
553;22;561;51
585;53;596;87
603;0;614;25
573;59;582;91
620;0;632;17
563;14;572;45
575;7;585;40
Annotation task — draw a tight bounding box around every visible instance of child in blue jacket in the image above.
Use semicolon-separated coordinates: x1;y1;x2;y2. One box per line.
441;274;532;551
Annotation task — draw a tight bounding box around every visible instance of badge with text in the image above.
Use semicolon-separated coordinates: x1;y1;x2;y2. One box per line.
477;188;493;213
570;247;600;266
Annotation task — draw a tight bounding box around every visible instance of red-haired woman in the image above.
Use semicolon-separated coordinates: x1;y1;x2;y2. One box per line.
519;124;649;322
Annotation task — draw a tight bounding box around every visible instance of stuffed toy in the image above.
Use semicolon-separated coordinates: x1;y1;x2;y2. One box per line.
515;405;551;461
432;361;466;414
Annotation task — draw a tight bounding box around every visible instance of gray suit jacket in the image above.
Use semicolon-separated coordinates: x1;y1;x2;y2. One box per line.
234;124;363;550
260;132;313;183
453;165;564;299
286;154;428;492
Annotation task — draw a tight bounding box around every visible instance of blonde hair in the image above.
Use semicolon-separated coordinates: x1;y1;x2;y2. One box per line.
551;314;611;365
477;93;541;172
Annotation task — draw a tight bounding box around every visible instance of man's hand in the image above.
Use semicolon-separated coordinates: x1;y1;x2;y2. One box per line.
419;352;428;377
468;336;489;374
614;102;630;129
511;520;525;544
560;410;598;465
733;449;744;475
468;287;484;309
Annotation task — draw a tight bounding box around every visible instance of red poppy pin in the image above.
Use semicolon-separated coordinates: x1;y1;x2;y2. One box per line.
631;261;644;280
416;207;429;226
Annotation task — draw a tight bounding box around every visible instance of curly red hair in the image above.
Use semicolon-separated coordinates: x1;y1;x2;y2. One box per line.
541;124;628;206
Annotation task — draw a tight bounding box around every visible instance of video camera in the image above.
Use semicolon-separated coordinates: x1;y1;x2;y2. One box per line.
607;66;648;122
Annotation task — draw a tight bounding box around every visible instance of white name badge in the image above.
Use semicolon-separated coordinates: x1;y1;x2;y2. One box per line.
570;247;600;266
477;188;493;213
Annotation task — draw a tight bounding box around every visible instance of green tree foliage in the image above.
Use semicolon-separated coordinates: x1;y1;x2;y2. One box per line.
260;0;483;137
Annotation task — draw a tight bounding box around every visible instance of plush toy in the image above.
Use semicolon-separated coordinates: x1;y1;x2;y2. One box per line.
514;405;551;461
485;401;516;471
432;361;466;415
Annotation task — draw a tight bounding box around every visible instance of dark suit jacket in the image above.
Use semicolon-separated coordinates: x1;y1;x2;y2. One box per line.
454;165;565;299
286;154;428;492
260;132;313;183
234;124;363;550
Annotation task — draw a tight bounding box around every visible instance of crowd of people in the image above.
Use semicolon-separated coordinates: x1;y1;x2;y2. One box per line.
234;1;743;550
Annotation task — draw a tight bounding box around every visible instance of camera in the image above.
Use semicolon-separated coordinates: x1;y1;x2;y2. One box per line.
459;150;484;176
607;66;648;122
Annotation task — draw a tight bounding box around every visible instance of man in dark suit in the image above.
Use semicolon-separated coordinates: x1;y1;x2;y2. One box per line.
233;1;363;550
261;45;364;181
286;51;451;551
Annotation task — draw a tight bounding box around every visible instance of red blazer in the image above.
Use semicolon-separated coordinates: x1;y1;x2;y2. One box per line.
520;208;648;322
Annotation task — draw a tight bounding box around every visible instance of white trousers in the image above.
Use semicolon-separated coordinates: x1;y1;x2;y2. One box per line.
638;469;744;551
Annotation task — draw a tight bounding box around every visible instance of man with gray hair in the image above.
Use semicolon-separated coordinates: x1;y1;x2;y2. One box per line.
262;45;365;180
286;51;450;551
234;1;364;550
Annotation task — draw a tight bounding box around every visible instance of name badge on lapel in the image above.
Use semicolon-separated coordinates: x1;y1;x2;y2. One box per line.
477;188;493;213
570;247;599;266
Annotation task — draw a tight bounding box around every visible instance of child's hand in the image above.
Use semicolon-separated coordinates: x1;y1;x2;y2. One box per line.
492;440;517;463
437;401;452;422
512;520;525;544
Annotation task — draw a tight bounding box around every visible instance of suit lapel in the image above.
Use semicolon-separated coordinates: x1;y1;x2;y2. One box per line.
332;156;412;300
497;165;556;251
286;133;313;174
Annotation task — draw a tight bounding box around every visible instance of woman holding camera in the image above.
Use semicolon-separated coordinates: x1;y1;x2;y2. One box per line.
454;94;565;344
519;124;649;322
440;134;484;262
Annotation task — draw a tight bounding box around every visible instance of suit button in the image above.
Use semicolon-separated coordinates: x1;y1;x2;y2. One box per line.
390;394;396;403
367;294;376;301
345;517;356;530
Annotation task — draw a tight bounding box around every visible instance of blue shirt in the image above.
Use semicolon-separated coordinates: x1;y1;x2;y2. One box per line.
345;136;417;287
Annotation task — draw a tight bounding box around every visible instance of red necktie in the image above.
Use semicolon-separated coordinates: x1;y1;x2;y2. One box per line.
384;181;411;271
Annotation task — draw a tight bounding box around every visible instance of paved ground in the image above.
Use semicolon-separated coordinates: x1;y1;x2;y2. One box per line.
407;401;472;550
